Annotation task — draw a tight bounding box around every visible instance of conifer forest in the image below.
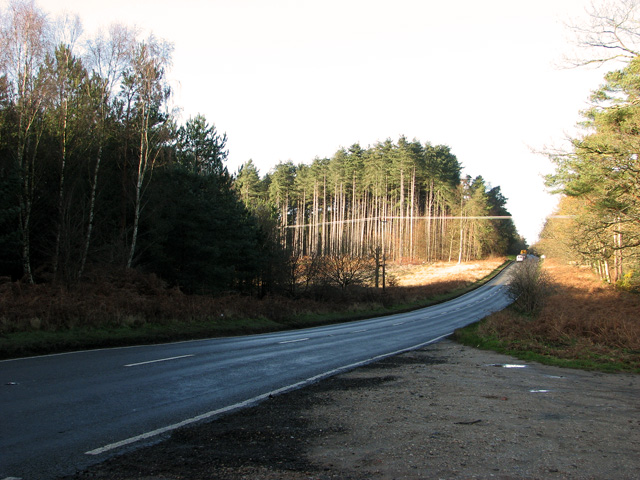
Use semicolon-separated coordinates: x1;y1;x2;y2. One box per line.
0;1;523;296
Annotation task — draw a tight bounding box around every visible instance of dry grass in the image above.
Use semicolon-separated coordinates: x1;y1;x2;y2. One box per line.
0;278;333;334
388;258;505;287
473;259;640;371
0;259;506;335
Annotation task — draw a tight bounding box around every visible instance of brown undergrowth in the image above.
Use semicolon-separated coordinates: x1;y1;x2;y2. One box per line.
472;259;640;371
0;259;505;336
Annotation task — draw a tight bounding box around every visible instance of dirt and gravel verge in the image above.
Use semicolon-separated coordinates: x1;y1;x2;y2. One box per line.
63;339;639;480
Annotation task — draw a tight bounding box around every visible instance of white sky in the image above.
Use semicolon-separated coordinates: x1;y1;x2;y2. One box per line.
30;0;613;244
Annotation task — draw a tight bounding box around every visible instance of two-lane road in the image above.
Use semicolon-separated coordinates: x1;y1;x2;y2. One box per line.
1;266;514;479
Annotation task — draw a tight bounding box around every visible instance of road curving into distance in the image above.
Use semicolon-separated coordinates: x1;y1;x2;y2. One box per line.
0;265;514;480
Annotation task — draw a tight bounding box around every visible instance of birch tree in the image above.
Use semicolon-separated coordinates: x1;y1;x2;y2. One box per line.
0;0;50;283
122;34;173;268
43;14;85;280
42;40;94;281
80;23;136;276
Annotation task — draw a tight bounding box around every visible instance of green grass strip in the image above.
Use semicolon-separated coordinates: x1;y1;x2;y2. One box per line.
1;262;510;359
453;321;640;374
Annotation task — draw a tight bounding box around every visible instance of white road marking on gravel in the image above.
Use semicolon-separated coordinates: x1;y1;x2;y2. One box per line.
278;338;310;344
85;333;452;456
124;354;194;367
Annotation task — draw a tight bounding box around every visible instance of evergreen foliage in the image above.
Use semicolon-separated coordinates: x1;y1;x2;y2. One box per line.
0;1;264;293
234;138;521;263
544;56;640;284
140;165;260;294
0;1;520;295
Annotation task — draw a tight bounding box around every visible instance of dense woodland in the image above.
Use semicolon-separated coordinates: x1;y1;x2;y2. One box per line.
0;1;522;296
236;142;522;263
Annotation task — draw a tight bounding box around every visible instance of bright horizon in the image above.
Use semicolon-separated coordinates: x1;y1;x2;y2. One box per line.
29;0;614;245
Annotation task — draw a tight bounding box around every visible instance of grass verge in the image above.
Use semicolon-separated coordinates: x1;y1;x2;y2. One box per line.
454;259;640;374
0;316;284;359
0;260;508;359
453;319;640;373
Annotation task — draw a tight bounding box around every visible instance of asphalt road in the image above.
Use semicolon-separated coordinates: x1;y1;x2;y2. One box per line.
0;267;513;480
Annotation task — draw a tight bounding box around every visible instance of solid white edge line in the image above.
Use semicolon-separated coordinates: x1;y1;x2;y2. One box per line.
124;354;194;367
85;333;451;456
278;338;310;344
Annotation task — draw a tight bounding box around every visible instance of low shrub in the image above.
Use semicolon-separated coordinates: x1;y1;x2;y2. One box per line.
456;259;640;372
507;257;552;315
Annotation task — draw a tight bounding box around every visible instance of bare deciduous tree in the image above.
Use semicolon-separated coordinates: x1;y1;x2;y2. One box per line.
44;14;85;280
0;0;51;283
122;34;173;268
508;258;552;315
79;23;137;277
321;254;373;292
565;0;640;67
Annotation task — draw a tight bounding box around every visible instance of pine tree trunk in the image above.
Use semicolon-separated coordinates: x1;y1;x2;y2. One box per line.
313;182;319;255
410;168;415;260
322;176;327;256
399;169;404;260
426;182;433;261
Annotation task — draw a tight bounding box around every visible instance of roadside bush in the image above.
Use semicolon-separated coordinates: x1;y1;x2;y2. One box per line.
319;254;374;292
456;259;640;372
508;258;551;315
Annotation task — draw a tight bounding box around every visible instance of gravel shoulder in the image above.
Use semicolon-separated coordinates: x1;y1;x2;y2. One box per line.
64;340;640;480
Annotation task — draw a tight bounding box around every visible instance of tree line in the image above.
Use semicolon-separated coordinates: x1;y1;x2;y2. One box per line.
0;0;522;296
540;0;640;289
0;1;263;293
235;138;523;266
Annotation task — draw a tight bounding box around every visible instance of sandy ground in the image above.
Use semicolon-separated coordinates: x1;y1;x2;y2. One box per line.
64;340;640;480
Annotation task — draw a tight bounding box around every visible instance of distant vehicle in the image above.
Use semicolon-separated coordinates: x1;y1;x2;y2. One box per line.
516;254;525;262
